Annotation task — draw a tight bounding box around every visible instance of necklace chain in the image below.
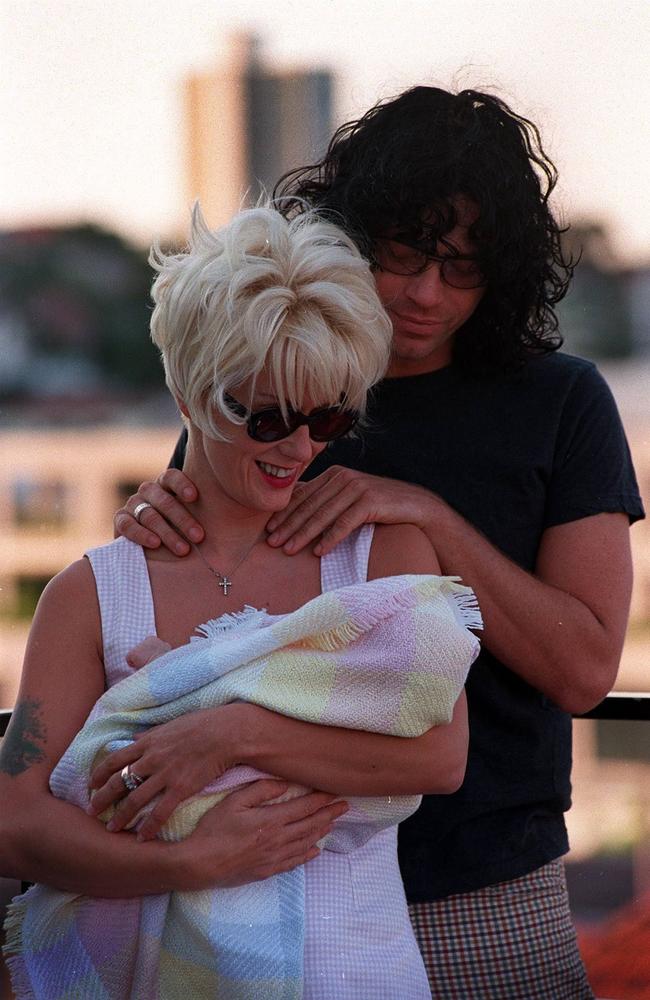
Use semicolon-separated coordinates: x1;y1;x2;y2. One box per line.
192;533;263;596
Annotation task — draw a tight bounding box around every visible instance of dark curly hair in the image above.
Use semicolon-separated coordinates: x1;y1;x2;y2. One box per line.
274;86;574;374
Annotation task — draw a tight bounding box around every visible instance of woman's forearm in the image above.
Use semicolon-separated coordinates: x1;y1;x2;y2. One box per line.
3;793;188;897
3;779;348;895
238;694;468;796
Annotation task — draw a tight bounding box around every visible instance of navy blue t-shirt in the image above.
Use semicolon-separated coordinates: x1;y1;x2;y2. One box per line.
170;352;644;900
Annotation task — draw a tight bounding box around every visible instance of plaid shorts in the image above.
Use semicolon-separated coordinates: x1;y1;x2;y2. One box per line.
408;860;594;999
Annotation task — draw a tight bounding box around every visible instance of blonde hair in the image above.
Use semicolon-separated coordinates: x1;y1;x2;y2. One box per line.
149;203;392;439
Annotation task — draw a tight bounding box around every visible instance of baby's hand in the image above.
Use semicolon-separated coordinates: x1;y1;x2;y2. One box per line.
126;636;172;669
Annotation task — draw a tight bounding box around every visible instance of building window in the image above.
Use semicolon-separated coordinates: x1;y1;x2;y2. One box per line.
596;719;650;762
13;478;67;528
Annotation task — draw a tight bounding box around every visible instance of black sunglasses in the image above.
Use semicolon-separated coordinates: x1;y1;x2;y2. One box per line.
376;240;487;290
224;393;360;443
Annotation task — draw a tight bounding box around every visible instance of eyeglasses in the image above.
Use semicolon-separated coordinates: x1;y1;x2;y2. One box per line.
224;394;360;443
376;240;487;290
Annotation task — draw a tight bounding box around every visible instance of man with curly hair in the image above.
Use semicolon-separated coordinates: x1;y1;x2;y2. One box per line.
118;87;644;998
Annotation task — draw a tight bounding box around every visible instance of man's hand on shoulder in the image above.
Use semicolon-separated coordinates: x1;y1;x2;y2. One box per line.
113;469;204;555
265;466;440;557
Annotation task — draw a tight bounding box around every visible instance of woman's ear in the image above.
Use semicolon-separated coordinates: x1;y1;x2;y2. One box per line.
176;398;190;419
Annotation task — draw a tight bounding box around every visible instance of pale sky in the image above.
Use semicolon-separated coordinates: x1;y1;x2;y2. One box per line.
1;0;648;264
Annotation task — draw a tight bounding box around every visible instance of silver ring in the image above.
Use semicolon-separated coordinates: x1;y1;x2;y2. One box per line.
133;501;153;524
121;764;145;793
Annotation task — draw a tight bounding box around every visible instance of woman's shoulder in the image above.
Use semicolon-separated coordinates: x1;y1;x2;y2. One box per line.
367;523;440;581
29;557;102;658
41;557;97;606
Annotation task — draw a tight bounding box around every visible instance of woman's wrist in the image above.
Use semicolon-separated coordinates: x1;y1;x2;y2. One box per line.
209;702;264;769
170;837;213;892
235;703;273;766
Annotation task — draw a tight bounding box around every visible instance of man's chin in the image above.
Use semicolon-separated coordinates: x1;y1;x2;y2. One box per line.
388;336;453;375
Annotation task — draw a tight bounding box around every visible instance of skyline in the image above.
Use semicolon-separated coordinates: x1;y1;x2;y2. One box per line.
1;0;648;265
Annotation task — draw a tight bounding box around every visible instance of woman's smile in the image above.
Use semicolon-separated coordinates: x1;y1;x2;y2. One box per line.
256;461;300;488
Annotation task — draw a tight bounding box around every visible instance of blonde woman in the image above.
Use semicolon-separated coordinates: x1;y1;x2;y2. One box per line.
2;205;475;999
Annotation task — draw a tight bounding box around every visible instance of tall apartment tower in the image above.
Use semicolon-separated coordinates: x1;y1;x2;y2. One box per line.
185;35;332;227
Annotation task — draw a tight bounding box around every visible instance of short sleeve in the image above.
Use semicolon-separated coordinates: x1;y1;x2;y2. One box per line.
544;364;645;528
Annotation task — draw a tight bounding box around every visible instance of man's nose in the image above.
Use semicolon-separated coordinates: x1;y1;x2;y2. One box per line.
405;261;446;307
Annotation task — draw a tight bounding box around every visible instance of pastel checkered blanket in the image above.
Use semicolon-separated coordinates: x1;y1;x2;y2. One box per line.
4;573;481;999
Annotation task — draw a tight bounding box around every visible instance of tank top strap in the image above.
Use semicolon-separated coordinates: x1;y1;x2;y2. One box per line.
85;537;156;688
320;523;375;592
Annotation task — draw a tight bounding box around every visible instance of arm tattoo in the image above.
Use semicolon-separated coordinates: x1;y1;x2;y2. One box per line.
0;698;47;776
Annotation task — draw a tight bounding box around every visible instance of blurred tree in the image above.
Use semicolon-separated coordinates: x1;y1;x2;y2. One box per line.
0;224;164;399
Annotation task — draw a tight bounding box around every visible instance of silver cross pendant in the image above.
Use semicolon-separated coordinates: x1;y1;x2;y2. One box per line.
218;576;232;596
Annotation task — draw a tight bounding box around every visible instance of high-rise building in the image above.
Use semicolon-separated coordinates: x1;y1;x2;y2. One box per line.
185;34;332;227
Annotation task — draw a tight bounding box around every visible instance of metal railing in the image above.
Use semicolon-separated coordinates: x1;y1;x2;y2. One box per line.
578;691;650;720
2;693;649;737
